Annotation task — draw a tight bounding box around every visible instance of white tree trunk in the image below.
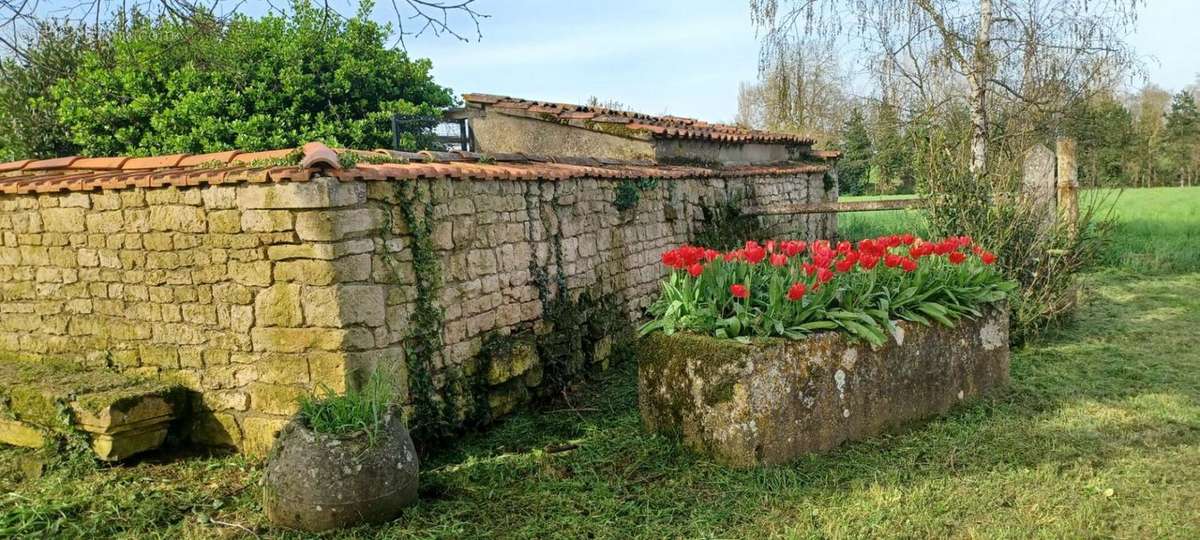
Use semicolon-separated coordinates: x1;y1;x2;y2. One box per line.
969;0;994;179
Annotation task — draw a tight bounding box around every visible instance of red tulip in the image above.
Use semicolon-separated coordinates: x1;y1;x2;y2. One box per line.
787;282;806;301
770;253;788;267
744;245;766;264
884;253;902;268
837;241;852;254
817;267;834;283
948;251;966;265
900;233;915;245
730;283;749;299
835;258;855;272
860;254;879;270
980;251;997;265
900;257;918;272
687;263;703;277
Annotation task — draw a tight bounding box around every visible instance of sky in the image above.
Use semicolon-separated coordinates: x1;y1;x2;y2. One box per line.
403;0;1200;123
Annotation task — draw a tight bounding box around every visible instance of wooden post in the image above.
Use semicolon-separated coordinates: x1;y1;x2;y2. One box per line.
1055;137;1079;239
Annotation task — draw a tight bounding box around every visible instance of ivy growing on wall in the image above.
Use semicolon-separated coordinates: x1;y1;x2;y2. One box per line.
386;180;456;440
693;192;764;250
613;178;660;211
528;183;633;394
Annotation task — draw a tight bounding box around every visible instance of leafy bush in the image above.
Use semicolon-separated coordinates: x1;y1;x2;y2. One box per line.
52;0;453;157
640;236;1015;347
298;371;394;443
920;170;1113;343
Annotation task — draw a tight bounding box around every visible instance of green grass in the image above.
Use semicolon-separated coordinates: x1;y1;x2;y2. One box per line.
837;193;929;240
1097;187;1200;273
298;371;393;443
3;187;1200;539
838;188;1200;275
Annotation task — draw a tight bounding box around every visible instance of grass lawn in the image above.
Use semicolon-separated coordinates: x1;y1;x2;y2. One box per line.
3;188;1200;539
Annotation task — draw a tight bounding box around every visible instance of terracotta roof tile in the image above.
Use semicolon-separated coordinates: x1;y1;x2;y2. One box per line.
231;149;297;165
463;93;817;146
0;140;830;196
25;156;81;171
70;157;129;170
178;151;241;167
123;154;187;170
0;159;32;173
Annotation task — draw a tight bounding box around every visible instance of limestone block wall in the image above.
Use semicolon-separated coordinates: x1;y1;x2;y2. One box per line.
0;171;833;454
0;179;372;454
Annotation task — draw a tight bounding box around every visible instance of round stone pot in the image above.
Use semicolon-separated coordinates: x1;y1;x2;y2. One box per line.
262;410;419;532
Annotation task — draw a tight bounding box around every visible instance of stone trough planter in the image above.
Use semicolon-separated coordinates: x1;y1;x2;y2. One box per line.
637;304;1009;467
262;409;419;532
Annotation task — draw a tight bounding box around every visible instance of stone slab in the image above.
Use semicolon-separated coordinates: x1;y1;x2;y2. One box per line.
0;358;181;460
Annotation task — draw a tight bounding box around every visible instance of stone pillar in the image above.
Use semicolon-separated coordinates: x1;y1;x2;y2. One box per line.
1055;137;1079;240
1021;143;1056;229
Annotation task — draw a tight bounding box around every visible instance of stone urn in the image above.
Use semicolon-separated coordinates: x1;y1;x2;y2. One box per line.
262;409;419;532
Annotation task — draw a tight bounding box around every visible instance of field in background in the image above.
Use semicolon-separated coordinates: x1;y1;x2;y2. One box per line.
837;193;928;240
839;187;1200;274
2;188;1199;538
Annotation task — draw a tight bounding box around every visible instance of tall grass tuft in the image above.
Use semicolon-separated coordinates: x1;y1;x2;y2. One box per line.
298;371;395;445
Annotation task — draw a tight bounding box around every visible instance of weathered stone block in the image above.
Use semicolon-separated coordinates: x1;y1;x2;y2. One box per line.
251;327;364;353
301;284;385;327
485;339;539;385
148;205;207;232
248;382;306;416
637;305;1009;467
237;177;366;210
0;418;47;448
0;359;180;461
254;284;304;327
40;208;86;232
189;411;242;447
241;415;290;457
241;210;294;232
294;208;383;241
228;260;272;287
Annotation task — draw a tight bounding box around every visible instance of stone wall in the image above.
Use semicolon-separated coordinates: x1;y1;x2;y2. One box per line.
0;171;834;454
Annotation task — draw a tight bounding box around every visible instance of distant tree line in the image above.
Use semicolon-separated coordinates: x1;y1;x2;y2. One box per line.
0;0;455;161
796;84;1200;195
738;39;1200;195
740;0;1199;194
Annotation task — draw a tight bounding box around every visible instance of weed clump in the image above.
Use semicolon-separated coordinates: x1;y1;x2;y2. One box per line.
297;372;394;444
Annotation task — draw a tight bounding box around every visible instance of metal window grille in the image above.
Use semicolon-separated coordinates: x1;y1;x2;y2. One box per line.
391;114;473;152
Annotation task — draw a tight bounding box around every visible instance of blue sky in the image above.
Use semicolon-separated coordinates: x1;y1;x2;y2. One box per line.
404;0;1199;122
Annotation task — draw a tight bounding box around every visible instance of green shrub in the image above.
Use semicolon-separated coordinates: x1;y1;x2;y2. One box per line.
298;371;394;444
920;171;1114;343
52;0;453;157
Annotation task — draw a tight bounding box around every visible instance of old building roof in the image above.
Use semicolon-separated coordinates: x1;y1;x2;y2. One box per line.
0;142;831;195
462;94;817;146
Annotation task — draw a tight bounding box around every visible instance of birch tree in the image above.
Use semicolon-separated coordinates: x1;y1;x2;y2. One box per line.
750;0;1141;179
